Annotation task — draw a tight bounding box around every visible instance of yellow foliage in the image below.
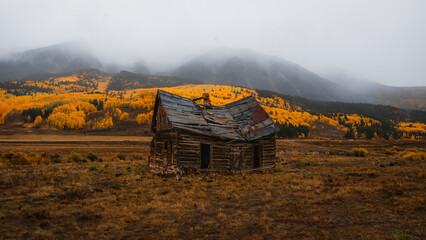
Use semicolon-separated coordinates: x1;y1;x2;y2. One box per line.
120;112;129;121
87;115;114;130
33;115;42;127
398;122;426;134
351;148;368;157
1;82;424;139
1;151;49;166
403;152;425;160
114;108;122;117
136;111;153;125
48;104;86;129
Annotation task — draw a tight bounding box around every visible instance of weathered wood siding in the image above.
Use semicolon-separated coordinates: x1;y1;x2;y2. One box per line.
155;103;172;132
258;135;276;168
150;131;177;166
174;131;276;170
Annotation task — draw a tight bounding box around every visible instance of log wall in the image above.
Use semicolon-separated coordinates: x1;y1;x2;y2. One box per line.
173;131;276;170
150;131;177;167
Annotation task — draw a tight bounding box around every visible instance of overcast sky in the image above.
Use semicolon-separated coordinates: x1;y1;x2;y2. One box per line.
0;0;425;86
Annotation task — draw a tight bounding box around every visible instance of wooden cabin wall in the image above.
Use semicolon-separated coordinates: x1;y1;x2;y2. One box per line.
212;142;231;169
155;103;173;132
259;135;276;168
176;131;276;170
176;132;203;168
150;131;177;166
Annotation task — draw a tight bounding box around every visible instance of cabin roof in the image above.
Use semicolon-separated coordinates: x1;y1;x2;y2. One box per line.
152;90;278;141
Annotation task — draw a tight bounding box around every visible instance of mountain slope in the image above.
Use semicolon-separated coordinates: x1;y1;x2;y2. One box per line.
107;71;202;91
318;68;426;110
0;42;102;80
172;48;343;101
256;89;426;124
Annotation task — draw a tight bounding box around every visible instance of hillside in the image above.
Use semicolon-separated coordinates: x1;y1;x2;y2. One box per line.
0;71;425;140
107;71;201;91
256;90;426;124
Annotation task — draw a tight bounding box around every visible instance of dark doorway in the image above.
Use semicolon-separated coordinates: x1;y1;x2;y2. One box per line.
200;144;211;169
254;145;262;168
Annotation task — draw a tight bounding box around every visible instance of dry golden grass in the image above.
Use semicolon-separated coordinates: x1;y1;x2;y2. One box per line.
0;139;425;239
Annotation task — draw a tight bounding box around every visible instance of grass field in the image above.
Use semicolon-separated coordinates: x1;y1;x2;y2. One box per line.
0;137;425;239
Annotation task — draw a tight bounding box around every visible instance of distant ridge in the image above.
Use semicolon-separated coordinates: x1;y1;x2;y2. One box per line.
0;44;424;110
172;48;342;101
0;42;102;80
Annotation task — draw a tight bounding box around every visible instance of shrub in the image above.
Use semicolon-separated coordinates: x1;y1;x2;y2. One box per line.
86;152;98;162
70;152;82;162
392;145;404;151
50;154;61;163
130;153;144;161
119;112;129;121
7;152;30;165
403;152;425;161
116;153;126;160
274;162;284;172
136;167;146;174
1;151;49;165
89;165;97;171
385;148;394;155
399;148;425;160
351;148;368;157
33;115;43;127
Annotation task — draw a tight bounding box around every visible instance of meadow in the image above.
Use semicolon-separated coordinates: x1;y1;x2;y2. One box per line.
0;138;424;239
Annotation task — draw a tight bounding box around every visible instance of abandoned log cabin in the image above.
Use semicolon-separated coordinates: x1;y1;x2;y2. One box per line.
150;90;278;170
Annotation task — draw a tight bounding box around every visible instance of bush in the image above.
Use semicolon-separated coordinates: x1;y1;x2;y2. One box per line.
130;153;144;161
70;152;82;162
119;112;129;121
403;152;425;161
86;152;98;162
385;148;394;155
1;151;49;165
33;115;43;127
116;153;126;160
351;148;368;157
50;154;61;163
274;162;284;172
399;148;425;161
136;167;146;174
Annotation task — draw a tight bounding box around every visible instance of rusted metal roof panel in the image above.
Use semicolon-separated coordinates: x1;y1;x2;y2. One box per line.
155;90;278;141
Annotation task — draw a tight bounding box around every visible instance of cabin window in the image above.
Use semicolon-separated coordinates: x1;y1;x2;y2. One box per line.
200;144;211;169
253;145;262;168
164;141;168;150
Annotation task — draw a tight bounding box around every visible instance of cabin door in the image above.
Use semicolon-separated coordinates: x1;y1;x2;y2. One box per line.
200;144;211;169
254;145;262;168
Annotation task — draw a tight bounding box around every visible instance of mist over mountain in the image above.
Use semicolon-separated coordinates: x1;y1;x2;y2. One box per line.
171;48;425;109
0;43;424;110
0;42;102;80
172;48;343;101
318;68;426;110
0;42;153;80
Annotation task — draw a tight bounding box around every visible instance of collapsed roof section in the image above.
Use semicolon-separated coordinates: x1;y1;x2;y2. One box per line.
151;90;278;141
